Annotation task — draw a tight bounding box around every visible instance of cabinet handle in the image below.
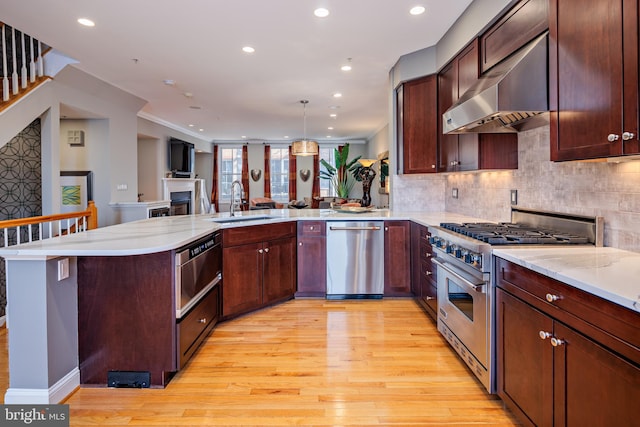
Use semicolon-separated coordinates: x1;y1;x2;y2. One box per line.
607;133;620;142
258;249;264;254
539;331;552;340
550;337;565;347
299;242;303;246
546;293;560;303
450;160;459;166
623;131;635;141
425;253;432;258
426;271;432;276
425;296;435;300
264;247;270;253
198;318;207;324
431;164;436;169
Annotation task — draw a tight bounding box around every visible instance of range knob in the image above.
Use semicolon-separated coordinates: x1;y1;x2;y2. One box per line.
454;248;463;258
446;244;455;254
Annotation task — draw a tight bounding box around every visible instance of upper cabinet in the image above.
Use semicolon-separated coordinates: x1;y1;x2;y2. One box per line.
438;40;518;172
397;74;438;174
550;0;640;160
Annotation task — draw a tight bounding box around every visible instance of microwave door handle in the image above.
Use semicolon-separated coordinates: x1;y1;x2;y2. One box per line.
432;258;486;293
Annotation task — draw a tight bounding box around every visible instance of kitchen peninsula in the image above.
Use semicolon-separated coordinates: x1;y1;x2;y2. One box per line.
1;209;639;405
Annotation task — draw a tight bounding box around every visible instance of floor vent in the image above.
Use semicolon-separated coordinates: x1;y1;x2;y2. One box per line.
107;370;151;388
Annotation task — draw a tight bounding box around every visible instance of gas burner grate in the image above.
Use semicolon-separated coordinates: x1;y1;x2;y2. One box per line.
439;222;591;245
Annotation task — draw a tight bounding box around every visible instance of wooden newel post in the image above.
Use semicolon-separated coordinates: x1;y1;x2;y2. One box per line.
87;200;98;230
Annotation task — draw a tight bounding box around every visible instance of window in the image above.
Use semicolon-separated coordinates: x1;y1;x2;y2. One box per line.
270;146;289;203
319;145;338;197
219;147;243;202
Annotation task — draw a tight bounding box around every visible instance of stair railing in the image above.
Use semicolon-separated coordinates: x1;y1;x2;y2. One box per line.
1;22;46;104
0;201;98;248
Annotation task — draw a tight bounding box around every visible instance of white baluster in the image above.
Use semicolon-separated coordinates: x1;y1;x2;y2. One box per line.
2;26;9;101
16;226;21;245
38;223;43;241
37;40;43;77
20;31;27;89
11;27;18;95
29;35;35;83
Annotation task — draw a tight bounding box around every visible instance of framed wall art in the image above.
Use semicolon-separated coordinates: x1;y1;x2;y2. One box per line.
60;171;93;213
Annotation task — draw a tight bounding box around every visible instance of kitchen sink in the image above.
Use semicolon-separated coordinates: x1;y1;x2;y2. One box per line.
204;215;279;224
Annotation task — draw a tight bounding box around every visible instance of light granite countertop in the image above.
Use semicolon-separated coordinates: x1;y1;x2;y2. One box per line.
0;209;485;258
493;246;640;313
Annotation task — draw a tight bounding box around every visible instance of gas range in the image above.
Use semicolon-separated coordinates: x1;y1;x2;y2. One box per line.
429;208;602;394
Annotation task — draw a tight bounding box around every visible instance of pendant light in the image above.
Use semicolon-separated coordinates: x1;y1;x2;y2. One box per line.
291;100;319;156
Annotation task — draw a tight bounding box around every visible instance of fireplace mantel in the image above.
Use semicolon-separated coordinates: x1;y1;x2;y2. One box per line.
162;178;211;214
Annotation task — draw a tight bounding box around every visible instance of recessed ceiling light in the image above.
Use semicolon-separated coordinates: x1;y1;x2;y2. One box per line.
326;135;332;138
328;127;334;130
199;128;204;132
163;79;175;86
314;8;330;18
189;124;194;127
410;6;426;15
341;64;352;71
284;135;289;139
333;93;342;98
77;18;95;27
242;46;255;53
241;136;247;139
184;92;193;98
330;113;337;118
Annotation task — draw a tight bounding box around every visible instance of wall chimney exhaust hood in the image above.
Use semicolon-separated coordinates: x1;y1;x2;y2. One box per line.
443;32;549;134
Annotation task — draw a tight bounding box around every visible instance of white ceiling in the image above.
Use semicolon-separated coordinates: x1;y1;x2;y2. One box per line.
3;0;473;143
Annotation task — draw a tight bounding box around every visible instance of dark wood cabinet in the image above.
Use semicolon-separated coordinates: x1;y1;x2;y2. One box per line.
398;74;438;174
222;222;296;319
438;40;518;172
296;221;326;297
480;0;549;73
495;257;640;427
383;220;411;296
549;0;640;160
410;222;437;320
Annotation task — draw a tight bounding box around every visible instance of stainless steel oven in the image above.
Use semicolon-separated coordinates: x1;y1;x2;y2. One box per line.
433;256;491;390
175;232;222;318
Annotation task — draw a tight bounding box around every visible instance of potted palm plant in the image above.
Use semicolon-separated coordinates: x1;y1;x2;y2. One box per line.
319;143;361;200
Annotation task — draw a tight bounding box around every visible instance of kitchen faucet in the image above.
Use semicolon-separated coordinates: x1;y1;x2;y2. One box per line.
230;180;244;216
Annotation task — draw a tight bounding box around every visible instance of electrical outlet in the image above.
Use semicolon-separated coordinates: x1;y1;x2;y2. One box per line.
57;258;69;281
452;188;459;199
510;189;518;205
117;184;128;191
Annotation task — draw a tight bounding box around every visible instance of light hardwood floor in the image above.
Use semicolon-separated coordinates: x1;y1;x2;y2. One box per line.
1;299;520;426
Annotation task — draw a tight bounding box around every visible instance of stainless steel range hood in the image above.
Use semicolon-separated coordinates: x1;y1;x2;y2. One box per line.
443;32;548;134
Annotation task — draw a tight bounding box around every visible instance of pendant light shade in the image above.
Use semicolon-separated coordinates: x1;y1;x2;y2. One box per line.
292;100;319;156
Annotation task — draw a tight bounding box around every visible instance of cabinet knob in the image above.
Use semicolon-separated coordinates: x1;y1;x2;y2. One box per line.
450;160;459;166
310;226;314;230
264;247;270;253
550;337;565;347
258;249;264;254
607;133;620;142
425;296;435;301
431;164;436;169
546;293;560;303
385;227;389;231
299;242;303;246
426;271;432;276
425;253;432;258
539;330;552;340
623;131;635;141
198;318;207;324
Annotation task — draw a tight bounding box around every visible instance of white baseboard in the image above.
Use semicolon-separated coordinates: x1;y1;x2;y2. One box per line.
4;367;79;404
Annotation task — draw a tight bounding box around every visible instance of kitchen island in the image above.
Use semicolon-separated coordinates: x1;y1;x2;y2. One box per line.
1;209;639;404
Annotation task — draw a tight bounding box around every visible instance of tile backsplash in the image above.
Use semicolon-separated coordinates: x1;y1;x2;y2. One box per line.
393;125;640;252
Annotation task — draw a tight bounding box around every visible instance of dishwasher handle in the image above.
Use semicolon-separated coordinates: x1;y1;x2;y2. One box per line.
329;226;382;231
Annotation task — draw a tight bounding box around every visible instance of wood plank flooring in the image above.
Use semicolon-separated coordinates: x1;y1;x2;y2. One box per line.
1;299;520;426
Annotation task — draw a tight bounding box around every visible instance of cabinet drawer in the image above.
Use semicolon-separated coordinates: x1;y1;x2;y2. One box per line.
495;257;640;364
177;284;220;368
298;221;325;236
223;221;296;246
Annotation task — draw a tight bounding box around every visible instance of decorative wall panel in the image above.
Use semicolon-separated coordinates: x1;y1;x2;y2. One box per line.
0;118;42;317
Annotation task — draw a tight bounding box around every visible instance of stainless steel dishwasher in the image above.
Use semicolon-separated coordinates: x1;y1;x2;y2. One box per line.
326;220;384;299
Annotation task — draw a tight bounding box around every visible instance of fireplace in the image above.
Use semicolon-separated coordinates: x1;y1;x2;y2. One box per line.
170;191;191;216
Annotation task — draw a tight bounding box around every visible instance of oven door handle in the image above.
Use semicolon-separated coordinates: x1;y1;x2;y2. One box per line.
432;258;486;293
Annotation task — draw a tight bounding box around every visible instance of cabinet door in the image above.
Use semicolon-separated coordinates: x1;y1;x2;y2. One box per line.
222;242;263;318
549;0;633;160
496;288;554;427
263;237;296;304
383;221;411;296
438;60;459;172
296;237;326;296
410;222;423;297
553;323;640;427
402;75;438;174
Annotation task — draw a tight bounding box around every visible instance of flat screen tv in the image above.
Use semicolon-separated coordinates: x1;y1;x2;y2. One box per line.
168;138;195;178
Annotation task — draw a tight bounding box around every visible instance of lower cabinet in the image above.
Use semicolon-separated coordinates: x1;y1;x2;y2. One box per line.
177;285;220;369
296;221;326;297
410;222;437;319
383;220;412;296
495;257;640;426
222;222;296;319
